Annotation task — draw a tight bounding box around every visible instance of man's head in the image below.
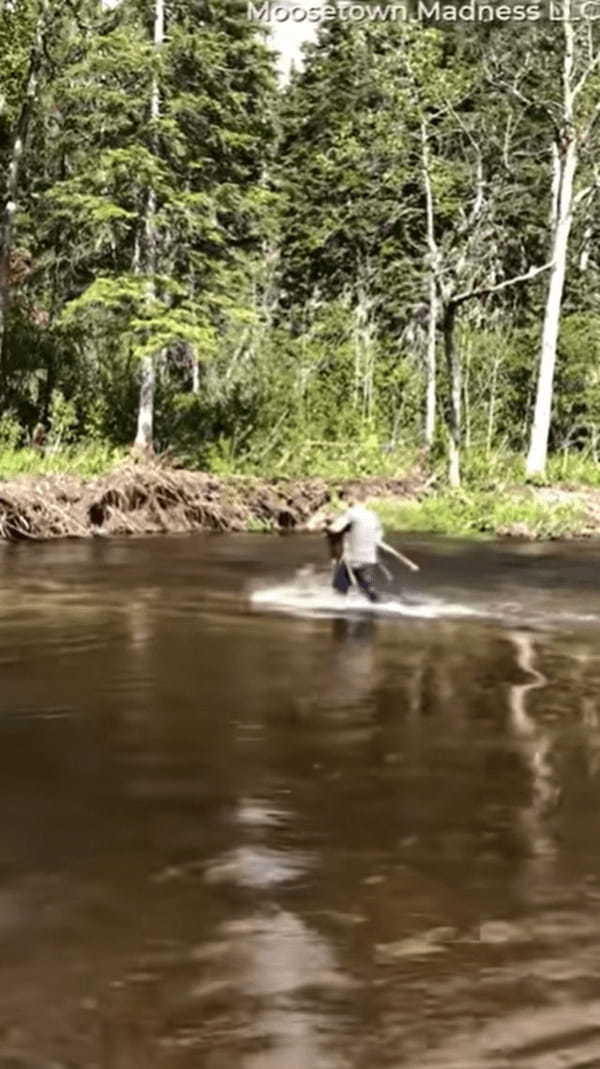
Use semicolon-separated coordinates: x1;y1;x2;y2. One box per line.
340;484;368;507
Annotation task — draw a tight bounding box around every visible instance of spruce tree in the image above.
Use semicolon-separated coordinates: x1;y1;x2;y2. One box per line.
26;0;277;448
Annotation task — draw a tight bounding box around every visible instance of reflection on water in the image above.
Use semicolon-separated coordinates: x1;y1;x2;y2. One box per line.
506;630;558;882
2;534;600;1065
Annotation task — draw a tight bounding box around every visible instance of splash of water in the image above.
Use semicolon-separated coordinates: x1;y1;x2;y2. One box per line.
249;571;484;621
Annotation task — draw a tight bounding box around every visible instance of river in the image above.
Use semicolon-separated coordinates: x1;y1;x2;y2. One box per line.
1;532;600;1067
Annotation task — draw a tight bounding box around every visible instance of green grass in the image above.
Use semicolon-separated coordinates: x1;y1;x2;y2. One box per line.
372;489;586;539
0;443;126;479
460;446;600;491
545;451;600;488
246;515;276;533
206;436;422;480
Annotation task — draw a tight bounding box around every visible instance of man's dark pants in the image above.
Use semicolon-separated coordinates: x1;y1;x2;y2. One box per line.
332;561;380;602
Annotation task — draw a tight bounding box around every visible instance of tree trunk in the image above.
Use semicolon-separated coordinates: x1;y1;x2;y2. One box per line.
0;0;49;367
486;349;500;456
352;279;374;422
191;350;200;394
425;271;437;447
421;119;437;446
579;222;593;273
134;0;164;452
549;141;560;231
136;357;156;449
463;331;472;449
526;9;577;478
443;303;461;487
526;136;577;477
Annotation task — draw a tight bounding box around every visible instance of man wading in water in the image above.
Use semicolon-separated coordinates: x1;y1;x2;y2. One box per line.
325;489;419;603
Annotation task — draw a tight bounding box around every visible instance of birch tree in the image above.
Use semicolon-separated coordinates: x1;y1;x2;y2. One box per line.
407;53;520;486
276;22;554;482
134;0;164;453
441;265;551;485
410;31;559;487
526;6;600;477
420;117;437;447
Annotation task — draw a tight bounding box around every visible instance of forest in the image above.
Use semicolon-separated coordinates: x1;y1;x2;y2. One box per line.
2;0;600;490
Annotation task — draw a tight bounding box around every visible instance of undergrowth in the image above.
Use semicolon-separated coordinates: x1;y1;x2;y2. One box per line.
373;490;585;538
0;443;125;478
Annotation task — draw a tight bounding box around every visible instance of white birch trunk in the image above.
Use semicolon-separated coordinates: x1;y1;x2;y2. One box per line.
579;222;592;272
352;281;374;421
448;433;460;488
463;332;471;449
135;350;156;448
526;148;577;477
486;349;500;456
136;358;156;448
421;119;437;446
526;7;577;477
191;352;200;394
135;0;164;452
425;273;437;447
443;304;461;488
549;141;560;231
352;300;362;411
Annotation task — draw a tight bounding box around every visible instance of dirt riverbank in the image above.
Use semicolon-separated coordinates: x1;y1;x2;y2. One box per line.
0;460;427;541
2;459;600;542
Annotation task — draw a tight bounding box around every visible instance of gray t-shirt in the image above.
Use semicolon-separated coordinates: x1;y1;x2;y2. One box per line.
329;504;383;565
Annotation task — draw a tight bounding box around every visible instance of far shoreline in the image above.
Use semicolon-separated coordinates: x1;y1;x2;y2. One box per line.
1;458;599;543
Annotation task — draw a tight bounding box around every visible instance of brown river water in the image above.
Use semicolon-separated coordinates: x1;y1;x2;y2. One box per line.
2;532;600;1068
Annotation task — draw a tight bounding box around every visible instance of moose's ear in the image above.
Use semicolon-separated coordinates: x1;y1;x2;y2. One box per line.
305;509;330;531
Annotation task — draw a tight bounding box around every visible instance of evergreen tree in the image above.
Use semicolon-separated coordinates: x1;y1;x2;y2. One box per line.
2;0;600;477
7;0;277;447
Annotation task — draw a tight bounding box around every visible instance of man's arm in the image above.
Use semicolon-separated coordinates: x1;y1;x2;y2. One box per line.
327;509;353;535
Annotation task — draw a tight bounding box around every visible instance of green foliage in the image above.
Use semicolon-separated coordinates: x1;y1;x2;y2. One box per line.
446;446;523;490
246;515;275;533
552;314;600;450
1;6;600;496
0;411;23;450
546;450;600;488
0;443;124;479
48;389;78;445
204;432;420;479
374;490;584;539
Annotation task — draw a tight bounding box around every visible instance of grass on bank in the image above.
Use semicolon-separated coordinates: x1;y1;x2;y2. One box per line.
0;443;126;478
1;437;600;485
0;440;595;539
372;490;586;539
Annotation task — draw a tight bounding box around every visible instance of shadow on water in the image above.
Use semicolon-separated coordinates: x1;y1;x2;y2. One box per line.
2;534;600;1065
